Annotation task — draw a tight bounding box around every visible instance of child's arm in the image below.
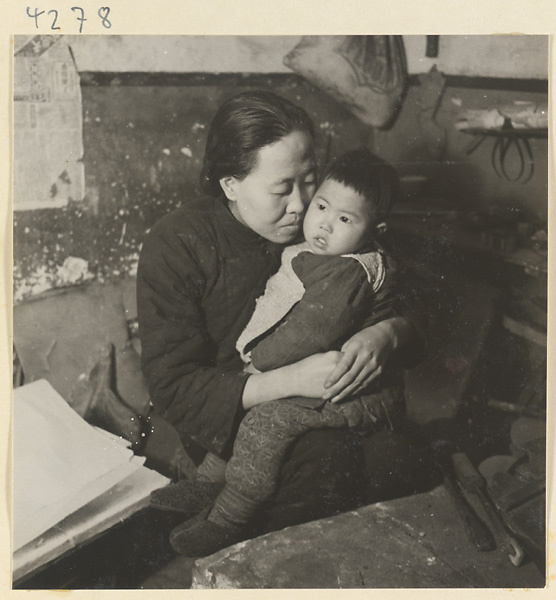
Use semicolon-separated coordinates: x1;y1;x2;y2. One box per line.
249;253;384;372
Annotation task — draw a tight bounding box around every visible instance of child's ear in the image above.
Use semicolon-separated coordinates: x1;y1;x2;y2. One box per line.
219;176;238;201
375;222;387;237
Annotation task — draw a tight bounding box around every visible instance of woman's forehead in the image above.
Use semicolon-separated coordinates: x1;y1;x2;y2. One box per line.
254;131;315;179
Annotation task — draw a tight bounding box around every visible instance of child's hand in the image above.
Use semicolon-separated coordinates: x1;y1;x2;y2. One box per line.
287;351;343;398
243;363;261;375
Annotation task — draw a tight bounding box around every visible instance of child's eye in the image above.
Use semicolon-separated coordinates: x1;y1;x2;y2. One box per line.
317;203;326;211
339;216;351;224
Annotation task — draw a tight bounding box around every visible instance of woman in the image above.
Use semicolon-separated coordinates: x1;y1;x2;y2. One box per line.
136;90;423;536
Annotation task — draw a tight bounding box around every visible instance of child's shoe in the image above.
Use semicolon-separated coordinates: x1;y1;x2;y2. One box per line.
169;508;244;557
150;478;223;515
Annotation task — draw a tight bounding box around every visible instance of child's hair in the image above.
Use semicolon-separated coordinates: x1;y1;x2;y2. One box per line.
324;147;400;223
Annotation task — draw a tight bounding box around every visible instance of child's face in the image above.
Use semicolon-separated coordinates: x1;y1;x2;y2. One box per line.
303;178;376;256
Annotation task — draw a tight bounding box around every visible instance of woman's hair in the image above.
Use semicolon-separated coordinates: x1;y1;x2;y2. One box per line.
324;147;400;222
201;90;315;196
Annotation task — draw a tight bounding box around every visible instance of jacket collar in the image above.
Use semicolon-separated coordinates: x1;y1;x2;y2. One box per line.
214;195;268;248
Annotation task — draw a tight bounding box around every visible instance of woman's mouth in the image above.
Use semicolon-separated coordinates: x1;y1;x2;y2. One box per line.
281;219;300;229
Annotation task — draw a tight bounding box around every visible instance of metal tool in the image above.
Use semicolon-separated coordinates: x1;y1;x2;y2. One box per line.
452;452;525;567
431;444;494;552
441;468;495;552
487;399;546;420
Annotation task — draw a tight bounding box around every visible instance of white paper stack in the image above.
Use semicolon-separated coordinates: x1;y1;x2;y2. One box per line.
13;379;148;552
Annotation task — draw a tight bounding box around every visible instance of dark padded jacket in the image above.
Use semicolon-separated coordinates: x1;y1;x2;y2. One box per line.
137;196;425;456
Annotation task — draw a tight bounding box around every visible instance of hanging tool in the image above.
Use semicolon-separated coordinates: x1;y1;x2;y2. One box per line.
426;35;440;58
462;118;546;184
452;452;525;567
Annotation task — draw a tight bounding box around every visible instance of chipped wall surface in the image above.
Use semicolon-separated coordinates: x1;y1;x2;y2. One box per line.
13;78;371;303
402;36;548;79
68;35;548;79
13;35;548;303
69;36;298;74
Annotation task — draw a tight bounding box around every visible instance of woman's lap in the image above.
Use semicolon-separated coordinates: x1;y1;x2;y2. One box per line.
253;426;438;535
252;428;365;534
142;413;436;535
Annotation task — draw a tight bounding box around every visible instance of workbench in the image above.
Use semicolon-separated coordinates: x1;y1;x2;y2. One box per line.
191;485;545;588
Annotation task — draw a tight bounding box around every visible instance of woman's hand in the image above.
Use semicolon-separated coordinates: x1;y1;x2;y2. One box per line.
323;316;412;403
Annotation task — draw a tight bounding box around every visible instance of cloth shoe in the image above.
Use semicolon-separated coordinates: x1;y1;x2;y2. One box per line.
150;477;223;515
169;508;244;557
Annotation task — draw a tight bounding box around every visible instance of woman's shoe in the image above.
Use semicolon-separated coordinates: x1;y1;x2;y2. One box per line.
70;344;144;448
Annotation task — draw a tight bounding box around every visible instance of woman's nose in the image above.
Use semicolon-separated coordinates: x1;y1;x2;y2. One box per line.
286;187;306;214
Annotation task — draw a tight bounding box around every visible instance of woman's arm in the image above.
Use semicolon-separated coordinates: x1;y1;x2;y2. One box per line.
246;252;418;406
137;216;249;456
323;315;415;402
242;351;343;409
323;253;425;403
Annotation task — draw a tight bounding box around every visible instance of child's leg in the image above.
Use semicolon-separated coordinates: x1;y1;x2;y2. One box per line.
221;399;347;513
169;399;347;556
150;451;226;514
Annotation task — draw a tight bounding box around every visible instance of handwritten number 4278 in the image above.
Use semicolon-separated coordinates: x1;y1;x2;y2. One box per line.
26;7;112;32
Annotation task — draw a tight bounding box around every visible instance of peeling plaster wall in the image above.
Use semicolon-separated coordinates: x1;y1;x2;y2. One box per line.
67;35;548;79
402;36;547;79
69;36;298;74
13;35;548;303
13;77;371;302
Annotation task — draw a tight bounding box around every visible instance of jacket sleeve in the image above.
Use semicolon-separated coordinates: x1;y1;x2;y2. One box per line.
136;221;247;456
380;252;428;369
250;254;381;371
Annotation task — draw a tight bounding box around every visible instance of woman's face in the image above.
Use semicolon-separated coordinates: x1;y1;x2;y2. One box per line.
220;130;317;244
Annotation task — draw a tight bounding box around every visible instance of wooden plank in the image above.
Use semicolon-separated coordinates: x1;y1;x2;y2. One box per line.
13;466;168;583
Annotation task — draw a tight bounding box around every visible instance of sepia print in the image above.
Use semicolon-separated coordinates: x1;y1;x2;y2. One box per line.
11;34;548;590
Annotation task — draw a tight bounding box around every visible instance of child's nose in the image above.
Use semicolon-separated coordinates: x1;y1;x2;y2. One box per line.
319;218;332;233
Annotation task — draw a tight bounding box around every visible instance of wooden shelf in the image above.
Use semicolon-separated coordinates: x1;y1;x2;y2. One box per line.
459;127;548;139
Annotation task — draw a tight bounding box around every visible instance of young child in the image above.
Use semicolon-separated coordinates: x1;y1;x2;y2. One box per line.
158;147;406;555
